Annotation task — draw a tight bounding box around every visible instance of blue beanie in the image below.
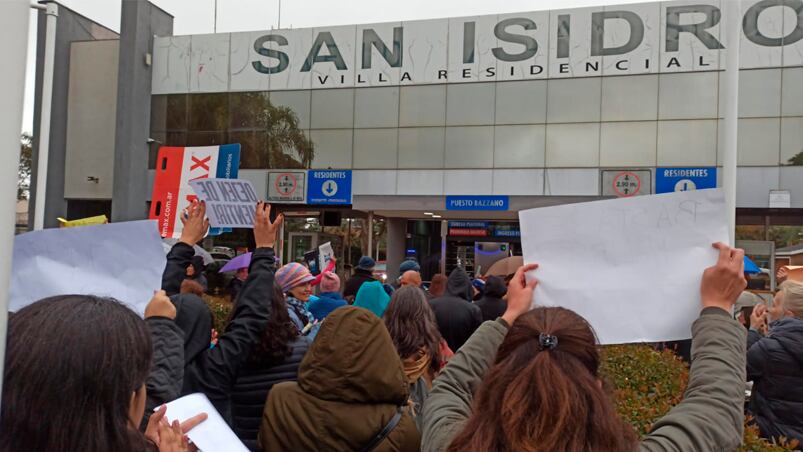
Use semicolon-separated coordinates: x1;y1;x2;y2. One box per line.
399;259;420;274
357;256;376;270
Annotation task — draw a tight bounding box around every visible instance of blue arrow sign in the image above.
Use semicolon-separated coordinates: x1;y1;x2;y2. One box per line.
307;170;352;205
656;167;717;194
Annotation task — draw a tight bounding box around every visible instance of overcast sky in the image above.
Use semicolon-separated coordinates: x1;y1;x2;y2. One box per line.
21;0;644;134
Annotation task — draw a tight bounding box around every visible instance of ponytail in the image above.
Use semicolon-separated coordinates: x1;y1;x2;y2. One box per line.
447;307;637;452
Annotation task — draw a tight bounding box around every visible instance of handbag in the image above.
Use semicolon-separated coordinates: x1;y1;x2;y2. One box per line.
359;407;404;452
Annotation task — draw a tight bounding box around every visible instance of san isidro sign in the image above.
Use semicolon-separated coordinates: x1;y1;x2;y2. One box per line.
154;0;803;94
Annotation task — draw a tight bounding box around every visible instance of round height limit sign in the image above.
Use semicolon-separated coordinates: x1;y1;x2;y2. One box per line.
613;172;641;197
267;171;307;203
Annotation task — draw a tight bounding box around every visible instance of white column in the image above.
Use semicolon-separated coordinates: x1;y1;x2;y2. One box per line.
0;0;33;403
33;2;58;230
721;0;741;245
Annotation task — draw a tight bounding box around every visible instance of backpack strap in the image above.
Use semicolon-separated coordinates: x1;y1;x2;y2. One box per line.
359;407;404;452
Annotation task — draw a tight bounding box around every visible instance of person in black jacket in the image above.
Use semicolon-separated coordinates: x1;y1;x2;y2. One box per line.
342;256;377;301
159;200;283;419
231;281;311;450
429;267;483;352
746;281;803;444
142;290;186;429
473;275;507;322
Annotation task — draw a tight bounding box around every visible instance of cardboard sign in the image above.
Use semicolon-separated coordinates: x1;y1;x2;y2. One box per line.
782;266;803;283
319;241;334;269
10;220;166;316
189;178;258;228
519;189;728;344
149;144;240;238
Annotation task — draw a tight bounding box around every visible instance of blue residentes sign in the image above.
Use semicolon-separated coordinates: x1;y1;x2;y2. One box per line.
307;170;352;205
655;167;717;194
446;196;509;211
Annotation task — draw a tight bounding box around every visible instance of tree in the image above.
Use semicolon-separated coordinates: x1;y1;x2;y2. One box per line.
18;133;32;200
229;93;315;169
788;149;803;166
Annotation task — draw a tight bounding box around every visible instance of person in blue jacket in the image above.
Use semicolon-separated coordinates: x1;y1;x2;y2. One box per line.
308;272;347;320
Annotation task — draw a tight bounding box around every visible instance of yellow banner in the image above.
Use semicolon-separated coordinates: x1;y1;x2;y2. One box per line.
57;215;108;228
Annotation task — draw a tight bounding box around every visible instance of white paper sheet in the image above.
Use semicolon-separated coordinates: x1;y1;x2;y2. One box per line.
189;178;258;228
159;393;248;452
519;189;728;344
10;220;166;316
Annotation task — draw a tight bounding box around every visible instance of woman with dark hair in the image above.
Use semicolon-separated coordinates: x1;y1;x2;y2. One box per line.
423;243;750;452
160;200;283;417
383;286;443;428
230;281;311;450
1;295;200;452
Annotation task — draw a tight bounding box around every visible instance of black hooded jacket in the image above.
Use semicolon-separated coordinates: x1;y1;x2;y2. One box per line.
343;268;376;300
429;268;483;352
159;242;276;418
747;316;803;444
474;276;508;322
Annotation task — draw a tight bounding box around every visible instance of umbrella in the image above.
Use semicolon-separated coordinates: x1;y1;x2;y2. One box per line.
485;256;523;277
219;252;252;273
161;238;214;266
743;256;761;274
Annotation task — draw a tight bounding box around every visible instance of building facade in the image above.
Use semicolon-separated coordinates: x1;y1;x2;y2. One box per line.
33;0;803;279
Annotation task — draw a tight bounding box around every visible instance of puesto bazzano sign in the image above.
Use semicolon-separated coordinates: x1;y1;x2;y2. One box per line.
153;0;803;93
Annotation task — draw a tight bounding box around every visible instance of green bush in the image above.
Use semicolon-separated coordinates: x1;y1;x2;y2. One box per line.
601;345;798;451
202;294;233;332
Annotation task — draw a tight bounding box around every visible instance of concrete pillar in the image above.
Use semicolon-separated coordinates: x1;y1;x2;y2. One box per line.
30;3;117;228
386;218;407;282
111;1;172;222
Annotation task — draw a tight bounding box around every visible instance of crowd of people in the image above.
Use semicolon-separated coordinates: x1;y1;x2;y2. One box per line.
2;200;802;451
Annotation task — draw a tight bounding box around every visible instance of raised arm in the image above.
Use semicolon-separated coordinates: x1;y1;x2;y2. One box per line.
421;264;538;452
641;243;747;452
161;200;208;296
142;290;184;428
194;202;283;397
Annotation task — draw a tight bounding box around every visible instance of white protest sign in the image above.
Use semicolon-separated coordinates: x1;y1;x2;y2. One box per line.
189;178;258;228
160;393;248;452
10;220;165;316
519;189;728;344
319;241;334;269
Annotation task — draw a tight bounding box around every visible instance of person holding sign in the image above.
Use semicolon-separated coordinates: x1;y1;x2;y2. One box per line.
1;293;206;452
160;200;284;419
421;243;749;452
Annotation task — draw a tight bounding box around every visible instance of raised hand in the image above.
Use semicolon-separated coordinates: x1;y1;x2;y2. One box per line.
700;242;747;312
179;200;209;246
502;263;539;326
145;290;176;320
750;303;768;334
777;266;788;284
253;201;283;249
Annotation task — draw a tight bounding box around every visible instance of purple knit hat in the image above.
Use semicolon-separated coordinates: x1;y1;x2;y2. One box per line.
276;262;315;293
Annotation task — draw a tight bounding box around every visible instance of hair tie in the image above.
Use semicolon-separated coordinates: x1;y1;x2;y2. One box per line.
539;333;558;350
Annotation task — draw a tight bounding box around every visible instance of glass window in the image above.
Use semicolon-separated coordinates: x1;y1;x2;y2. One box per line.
189;93;229;131
268;127;312;169
187;131;227;147
229;92;271;130
228;130;269;169
148;132;187;169
152;95;188;132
